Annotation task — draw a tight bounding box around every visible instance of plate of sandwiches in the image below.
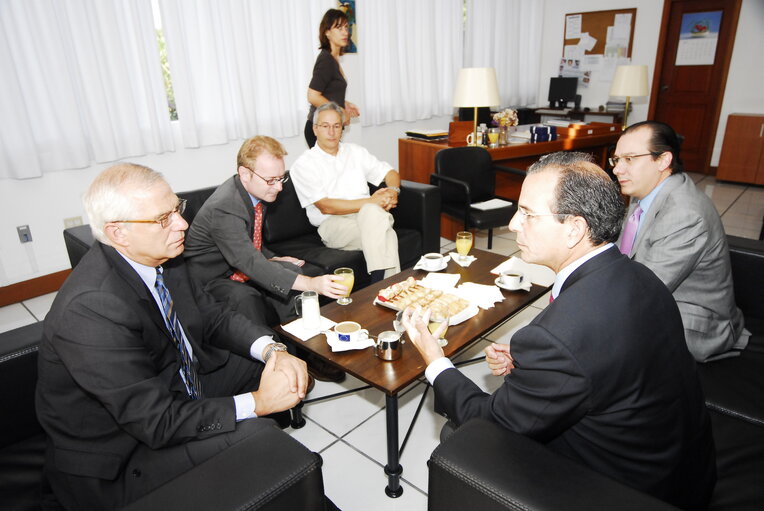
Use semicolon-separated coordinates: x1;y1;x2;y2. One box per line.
374;277;479;325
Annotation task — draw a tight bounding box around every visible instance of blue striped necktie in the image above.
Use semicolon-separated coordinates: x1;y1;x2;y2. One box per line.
155;267;202;399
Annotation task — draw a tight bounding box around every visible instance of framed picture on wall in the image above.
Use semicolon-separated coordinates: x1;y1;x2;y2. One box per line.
338;1;357;53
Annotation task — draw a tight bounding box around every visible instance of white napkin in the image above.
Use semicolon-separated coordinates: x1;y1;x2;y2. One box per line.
419;272;461;291
449;252;477;267
413;254;451;271
491;256;555;287
325;330;376;353
281;316;336;342
455;282;505;310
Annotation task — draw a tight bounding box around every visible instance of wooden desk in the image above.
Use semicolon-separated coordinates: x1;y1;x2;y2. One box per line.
399;129;620;238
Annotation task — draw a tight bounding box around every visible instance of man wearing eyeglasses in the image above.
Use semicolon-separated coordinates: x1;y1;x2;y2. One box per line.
612;120;747;362
291;101;402;282
36;163;312;509
184;136;349;382
401;152;716;509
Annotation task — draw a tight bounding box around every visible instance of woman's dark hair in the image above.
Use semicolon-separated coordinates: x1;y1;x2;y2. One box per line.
318;9;349;54
623;121;684;174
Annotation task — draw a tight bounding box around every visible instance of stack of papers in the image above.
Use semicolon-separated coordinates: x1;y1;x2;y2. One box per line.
471;198;513;211
405;129;448;140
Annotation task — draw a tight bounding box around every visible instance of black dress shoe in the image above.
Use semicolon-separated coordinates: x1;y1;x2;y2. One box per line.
307;355;346;383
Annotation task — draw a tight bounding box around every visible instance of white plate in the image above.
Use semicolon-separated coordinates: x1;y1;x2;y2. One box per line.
494;277;526;292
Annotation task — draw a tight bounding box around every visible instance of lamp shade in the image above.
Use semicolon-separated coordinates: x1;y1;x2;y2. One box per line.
610;65;649;97
452;68;501;107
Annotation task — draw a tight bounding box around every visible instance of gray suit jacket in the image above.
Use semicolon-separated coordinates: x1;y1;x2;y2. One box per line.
184;175;297;299
619;172;747;361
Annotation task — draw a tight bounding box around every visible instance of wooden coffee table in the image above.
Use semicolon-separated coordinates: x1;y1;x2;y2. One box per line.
275;248;548;497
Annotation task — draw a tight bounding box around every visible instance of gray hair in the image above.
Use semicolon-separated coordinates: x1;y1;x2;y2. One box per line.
313;101;345;125
83;163;166;244
528;152;625;245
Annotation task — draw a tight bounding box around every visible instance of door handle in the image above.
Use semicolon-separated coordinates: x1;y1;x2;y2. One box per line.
760;123;763;138
660;85;669;92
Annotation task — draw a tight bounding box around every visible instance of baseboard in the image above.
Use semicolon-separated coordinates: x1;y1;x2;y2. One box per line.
0;270;71;307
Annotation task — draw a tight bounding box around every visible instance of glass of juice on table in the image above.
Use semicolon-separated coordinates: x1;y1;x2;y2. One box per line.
455;231;473;262
334;267;354;305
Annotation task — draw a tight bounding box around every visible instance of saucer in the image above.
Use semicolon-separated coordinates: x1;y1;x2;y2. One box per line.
495;277;524;291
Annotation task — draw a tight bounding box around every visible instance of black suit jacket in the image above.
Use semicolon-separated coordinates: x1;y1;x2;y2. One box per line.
434;247;715;508
184;175;297;298
36;243;273;483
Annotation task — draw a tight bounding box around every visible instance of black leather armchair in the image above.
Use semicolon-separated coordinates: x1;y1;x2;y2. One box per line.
428;235;764;510
431;146;516;249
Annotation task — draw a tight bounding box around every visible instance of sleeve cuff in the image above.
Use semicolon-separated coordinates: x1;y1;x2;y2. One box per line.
234;393;257;421
425;357;455;385
250;335;275;362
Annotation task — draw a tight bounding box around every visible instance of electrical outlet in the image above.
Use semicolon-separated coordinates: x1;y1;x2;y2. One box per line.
17;225;33;243
64;216;83;229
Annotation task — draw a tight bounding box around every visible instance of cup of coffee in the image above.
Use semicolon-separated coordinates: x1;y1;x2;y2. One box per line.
422;253;444;271
499;271;524;289
374;330;403;361
334;321;369;343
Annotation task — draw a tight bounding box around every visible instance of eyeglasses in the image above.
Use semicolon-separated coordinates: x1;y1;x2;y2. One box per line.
113;199;187;229
608;153;658;167
515;209;569;224
247;167;290;186
315;122;343;132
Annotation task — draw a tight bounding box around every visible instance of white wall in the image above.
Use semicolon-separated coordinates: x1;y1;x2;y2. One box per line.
711;0;764;166
537;0;664;122
0;49;451;287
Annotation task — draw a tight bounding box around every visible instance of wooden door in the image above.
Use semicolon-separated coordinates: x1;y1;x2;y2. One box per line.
649;0;741;173
716;115;764;184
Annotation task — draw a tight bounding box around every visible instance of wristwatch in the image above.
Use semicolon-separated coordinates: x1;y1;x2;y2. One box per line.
388;186;401;194
263;342;288;363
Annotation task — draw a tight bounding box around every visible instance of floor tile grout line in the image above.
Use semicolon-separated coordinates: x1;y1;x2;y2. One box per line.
21;302;40;322
718;184;749;218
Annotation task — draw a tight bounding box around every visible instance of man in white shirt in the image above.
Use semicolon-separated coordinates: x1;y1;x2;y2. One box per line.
291;102;402;281
400;152;716;509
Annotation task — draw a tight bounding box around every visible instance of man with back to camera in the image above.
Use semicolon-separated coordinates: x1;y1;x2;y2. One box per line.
401;152;716;509
613;120;748;362
36;163;311;510
185;135;348;382
290;101;401;283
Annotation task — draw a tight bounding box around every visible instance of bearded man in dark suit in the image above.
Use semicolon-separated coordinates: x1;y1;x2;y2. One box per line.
36;163;309;510
402;152;716;510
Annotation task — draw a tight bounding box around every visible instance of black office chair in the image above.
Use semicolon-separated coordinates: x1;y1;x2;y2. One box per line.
431;147;517;249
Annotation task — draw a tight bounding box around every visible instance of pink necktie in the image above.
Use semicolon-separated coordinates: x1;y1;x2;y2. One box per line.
619;205;643;255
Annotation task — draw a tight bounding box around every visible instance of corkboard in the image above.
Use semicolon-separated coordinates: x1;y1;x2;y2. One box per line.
563;8;636;57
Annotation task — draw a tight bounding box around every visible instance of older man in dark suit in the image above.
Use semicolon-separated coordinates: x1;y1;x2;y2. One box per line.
36;163;309;510
402;152;716;509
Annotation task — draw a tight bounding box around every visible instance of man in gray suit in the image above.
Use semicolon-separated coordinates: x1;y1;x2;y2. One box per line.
613;120;748;361
185;135;347;381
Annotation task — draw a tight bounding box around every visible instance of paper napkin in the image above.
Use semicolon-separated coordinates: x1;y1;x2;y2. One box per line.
420;272;461;290
281;316;336;342
449;252;477;267
455;282;505;310
491;256;555;287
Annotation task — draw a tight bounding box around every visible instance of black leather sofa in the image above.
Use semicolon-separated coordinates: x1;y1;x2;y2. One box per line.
428;235;764;511
63;178;441;292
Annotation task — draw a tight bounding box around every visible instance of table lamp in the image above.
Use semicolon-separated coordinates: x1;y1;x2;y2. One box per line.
453;68;501;146
609;65;649;131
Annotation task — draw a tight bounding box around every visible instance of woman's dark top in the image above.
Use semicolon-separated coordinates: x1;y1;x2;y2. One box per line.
307;49;347;121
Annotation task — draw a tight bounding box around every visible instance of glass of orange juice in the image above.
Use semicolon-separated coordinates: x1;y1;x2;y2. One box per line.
334;267;354;305
428;312;450;347
455;231;473;262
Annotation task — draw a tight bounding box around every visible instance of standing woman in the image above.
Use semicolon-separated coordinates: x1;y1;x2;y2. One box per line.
304;9;360;147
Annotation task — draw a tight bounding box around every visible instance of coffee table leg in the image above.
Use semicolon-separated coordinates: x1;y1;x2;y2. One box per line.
384;394;403;497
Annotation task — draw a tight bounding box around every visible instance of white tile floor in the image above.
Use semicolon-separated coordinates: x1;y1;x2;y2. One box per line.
0;172;762;509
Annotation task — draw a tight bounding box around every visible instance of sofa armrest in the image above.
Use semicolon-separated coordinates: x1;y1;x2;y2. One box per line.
392;180;441;254
727;235;764;324
428;419;677;511
63;225;95;269
122;425;326;511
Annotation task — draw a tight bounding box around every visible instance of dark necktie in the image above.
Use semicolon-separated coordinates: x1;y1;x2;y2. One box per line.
155;267;202;399
230;202;263;283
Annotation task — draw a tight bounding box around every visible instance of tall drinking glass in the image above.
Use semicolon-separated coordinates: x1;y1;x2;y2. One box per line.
428;313;450;347
334;267;354;305
455;231;473;262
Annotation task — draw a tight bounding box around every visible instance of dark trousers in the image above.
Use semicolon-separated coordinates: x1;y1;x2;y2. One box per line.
45;354;274;511
304;119;316;148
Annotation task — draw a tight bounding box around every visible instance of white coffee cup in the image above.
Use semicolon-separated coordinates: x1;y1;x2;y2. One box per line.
422;253;444;271
334;321;369;343
499;271;524;289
